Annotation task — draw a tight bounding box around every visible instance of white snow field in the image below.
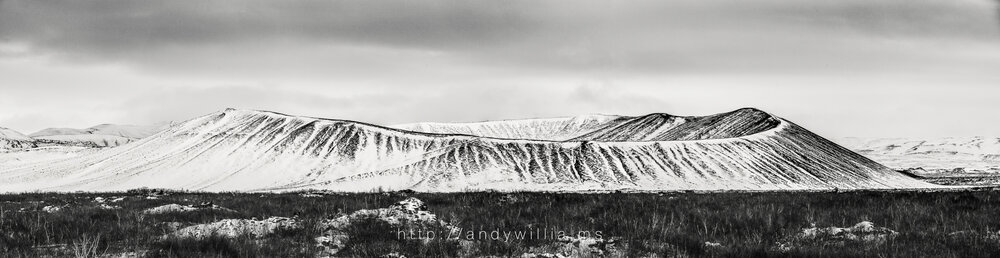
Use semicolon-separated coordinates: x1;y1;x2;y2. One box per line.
0;146;97;169
838;137;1000;173
0;108;935;192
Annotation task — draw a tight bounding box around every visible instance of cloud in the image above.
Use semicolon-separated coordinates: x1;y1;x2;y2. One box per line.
1;0;997;76
0;0;999;137
0;0;539;59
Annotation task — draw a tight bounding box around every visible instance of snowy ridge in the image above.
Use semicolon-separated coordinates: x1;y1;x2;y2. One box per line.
391;115;625;141
391;108;780;142
0;108;934;192
567;108;781;142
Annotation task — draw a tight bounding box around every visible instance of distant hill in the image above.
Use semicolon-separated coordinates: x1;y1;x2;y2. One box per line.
0;127;37;150
0;108;933;192
29;123;166;147
838;137;1000;173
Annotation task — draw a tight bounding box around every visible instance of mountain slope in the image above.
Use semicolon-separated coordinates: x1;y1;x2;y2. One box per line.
0;108;934;192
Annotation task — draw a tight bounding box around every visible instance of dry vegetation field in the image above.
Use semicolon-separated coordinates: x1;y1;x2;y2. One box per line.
2;188;1000;257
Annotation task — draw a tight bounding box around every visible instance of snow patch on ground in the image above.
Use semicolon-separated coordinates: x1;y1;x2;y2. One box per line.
497;194;528;205
142;203;235;214
41;205;64;213
97;203;121;210
776;221;898;252
164;217;299;240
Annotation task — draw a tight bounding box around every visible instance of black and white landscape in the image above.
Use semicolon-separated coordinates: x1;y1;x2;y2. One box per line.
2;0;1000;257
0;108;933;192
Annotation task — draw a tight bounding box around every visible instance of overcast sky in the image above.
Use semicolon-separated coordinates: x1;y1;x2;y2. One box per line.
1;0;999;138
